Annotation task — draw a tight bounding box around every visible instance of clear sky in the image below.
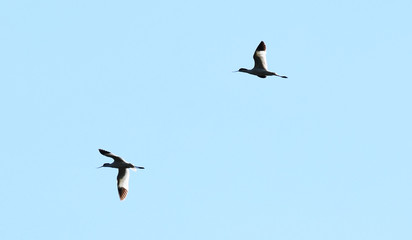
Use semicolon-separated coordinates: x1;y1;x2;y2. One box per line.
1;0;411;239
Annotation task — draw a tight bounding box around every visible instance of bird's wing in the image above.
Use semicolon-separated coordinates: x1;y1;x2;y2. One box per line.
99;149;126;163
253;41;268;70
117;168;130;201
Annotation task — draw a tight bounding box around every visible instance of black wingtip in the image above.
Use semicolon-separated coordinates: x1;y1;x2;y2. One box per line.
99;149;110;155
118;187;128;201
256;41;266;51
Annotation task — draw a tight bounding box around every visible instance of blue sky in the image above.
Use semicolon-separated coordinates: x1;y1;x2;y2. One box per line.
1;0;411;239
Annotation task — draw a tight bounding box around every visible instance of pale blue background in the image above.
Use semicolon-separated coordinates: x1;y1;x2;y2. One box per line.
1;0;411;239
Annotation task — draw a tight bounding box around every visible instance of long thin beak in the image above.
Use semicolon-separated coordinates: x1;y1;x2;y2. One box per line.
136;166;145;169
97;166;103;169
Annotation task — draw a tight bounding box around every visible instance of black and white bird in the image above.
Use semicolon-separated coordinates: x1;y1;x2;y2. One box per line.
98;149;144;201
237;41;287;78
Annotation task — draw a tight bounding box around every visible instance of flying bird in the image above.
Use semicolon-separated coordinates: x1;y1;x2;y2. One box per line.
98;149;144;201
237;41;288;78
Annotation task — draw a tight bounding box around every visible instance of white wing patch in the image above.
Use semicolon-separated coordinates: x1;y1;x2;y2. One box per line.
253;50;268;70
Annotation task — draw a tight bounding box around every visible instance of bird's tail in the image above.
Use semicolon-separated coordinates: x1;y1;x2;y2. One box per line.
269;72;288;78
131;166;145;171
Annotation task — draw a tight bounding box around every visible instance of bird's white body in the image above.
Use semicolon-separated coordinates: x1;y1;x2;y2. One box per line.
238;41;287;79
98;149;144;201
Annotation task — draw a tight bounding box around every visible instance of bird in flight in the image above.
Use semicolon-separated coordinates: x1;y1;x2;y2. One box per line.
98;149;144;201
237;41;288;78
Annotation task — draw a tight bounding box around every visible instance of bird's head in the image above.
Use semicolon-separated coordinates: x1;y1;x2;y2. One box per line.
97;163;111;168
238;68;248;73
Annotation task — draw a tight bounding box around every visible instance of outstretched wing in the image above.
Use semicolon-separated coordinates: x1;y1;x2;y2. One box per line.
99;149;126;163
253;41;268;70
117;168;130;201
